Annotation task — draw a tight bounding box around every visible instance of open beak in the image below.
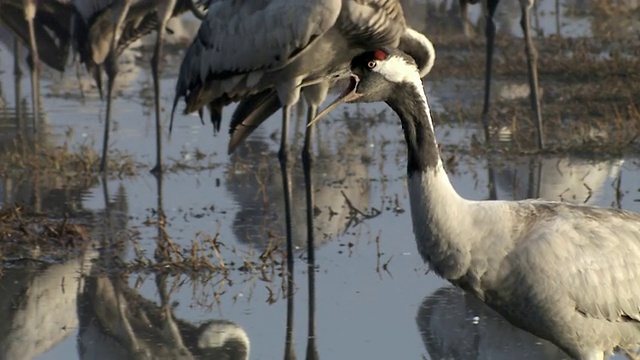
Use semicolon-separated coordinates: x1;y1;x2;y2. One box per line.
297;67;352;89
307;74;363;127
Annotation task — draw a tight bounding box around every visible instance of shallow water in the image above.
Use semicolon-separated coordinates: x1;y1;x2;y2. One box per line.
1;1;640;359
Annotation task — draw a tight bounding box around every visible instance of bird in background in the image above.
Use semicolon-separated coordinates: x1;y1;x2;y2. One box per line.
310;47;640;360
0;0;75;131
460;0;544;149
71;0;206;173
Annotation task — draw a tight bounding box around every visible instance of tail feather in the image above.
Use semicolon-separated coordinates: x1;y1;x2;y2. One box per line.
228;89;281;154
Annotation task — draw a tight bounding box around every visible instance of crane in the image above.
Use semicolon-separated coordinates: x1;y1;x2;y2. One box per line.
223;27;435;155
170;0;435;160
311;47;640;360
170;0;434;269
460;0;544;149
0;0;74;134
71;0;206;173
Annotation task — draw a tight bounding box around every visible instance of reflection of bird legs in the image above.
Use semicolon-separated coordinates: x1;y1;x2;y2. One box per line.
113;277;144;355
155;273;190;354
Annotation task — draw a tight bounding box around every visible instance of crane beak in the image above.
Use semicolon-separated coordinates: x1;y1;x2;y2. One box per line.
297;68;352;89
307;75;363;127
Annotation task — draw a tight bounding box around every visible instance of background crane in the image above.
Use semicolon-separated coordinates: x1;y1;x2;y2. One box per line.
460;0;544;149
71;0;206;172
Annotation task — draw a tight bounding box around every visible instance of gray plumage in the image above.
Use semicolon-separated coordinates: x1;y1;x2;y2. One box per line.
170;0;435;156
315;47;640;360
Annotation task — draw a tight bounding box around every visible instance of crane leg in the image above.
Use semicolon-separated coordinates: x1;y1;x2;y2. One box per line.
520;0;545;149
14;37;23;130
100;58;118;172
481;0;500;144
23;0;40;133
279;104;294;263
100;0;131;172
279;105;296;360
302;104;319;360
520;0;544;150
302;104;316;259
150;0;177;175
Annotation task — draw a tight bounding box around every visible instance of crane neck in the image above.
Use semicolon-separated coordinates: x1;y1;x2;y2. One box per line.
387;79;473;282
386;80;442;176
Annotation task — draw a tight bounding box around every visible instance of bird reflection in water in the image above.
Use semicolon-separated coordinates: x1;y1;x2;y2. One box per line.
77;272;250;360
417;286;569;359
0;182;128;360
77;172;250;360
225;116;372;251
488;155;623;204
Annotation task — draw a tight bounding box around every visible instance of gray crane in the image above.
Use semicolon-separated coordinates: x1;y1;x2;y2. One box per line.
461;0;544;149
170;0;435;160
170;0;434;269
71;0;205;173
224;27;435;155
0;0;74;134
311;47;640;360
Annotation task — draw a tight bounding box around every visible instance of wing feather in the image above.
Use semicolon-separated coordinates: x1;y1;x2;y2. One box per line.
514;203;640;324
174;0;341;113
338;0;405;47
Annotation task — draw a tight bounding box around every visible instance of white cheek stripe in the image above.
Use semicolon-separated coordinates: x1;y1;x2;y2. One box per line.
374;56;417;84
374;57;432;130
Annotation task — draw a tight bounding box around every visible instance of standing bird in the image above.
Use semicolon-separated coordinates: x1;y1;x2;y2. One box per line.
71;0;206;173
170;0;435;159
170;0;434;267
311;47;640;360
0;0;74;133
460;0;544;149
223;27;435;155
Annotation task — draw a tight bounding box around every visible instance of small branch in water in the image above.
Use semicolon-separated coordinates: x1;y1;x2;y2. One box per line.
342;190;380;218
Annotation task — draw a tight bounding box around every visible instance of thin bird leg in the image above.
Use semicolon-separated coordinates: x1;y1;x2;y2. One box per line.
282;107;296;360
13;36;23;131
23;0;40;132
302;104;317;259
100;57;118;172
279;104;295;257
100;1;131;172
481;0;499;144
303;104;319;360
555;0;560;36
150;0;178;175
520;0;545;149
459;0;475;38
75;60;85;100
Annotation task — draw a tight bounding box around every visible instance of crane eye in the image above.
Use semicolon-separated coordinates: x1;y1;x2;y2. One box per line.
367;60;377;69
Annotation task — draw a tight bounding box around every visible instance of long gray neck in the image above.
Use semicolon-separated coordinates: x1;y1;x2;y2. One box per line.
386;84;440;175
387;81;476;284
